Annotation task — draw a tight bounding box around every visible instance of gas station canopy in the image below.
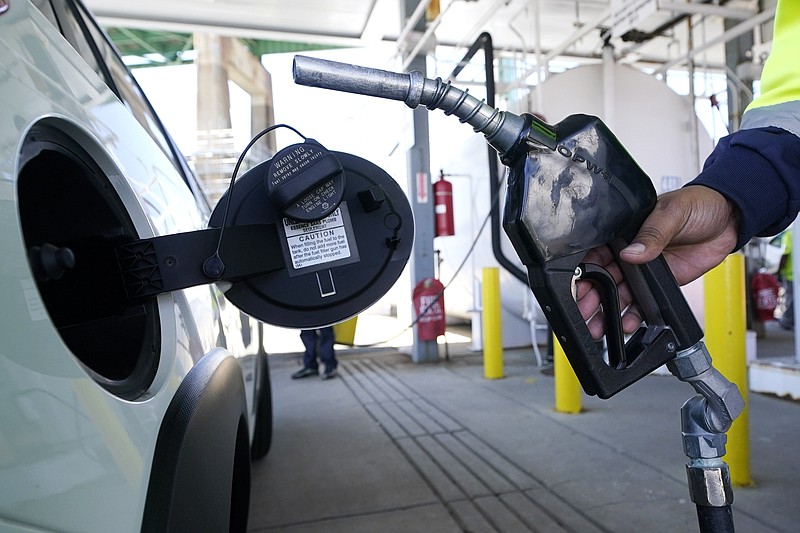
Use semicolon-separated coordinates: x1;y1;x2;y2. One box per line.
85;0;761;69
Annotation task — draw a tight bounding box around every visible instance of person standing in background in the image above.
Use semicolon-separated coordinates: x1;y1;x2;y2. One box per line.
291;326;338;380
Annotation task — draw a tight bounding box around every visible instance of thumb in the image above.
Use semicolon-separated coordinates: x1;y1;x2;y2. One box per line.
619;196;687;264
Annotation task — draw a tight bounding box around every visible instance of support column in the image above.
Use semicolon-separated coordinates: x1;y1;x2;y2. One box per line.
194;34;276;203
195;34;232;134
195;33;235;204
403;0;437;363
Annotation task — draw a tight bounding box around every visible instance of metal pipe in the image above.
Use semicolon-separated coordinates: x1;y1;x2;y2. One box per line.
453;0;508;51
602;41;615;130
505;6;610;94
657;1;753;20
395;0;433;55
401;0;454;70
533;0;544;113
687;14;701;174
656;7;776;76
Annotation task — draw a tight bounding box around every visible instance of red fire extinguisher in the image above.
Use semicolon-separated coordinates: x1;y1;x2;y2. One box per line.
412;278;446;341
434;171;454;237
751;270;780;322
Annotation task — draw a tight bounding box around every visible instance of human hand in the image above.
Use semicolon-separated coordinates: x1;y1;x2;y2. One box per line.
576;185;740;339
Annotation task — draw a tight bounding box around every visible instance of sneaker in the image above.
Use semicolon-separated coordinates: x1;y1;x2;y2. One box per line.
291;367;318;379
321;367;337;380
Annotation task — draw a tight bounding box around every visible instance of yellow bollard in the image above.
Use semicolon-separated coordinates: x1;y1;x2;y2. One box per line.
482;267;503;379
333;316;358;345
704;253;751;486
554;335;581;413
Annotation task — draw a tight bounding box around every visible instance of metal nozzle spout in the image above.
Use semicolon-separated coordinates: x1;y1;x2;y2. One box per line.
292;55;526;156
292;55;422;106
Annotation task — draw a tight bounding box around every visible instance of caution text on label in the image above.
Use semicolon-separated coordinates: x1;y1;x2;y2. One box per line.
284;208;352;270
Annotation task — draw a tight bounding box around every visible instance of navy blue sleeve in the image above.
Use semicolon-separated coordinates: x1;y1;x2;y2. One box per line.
687;126;800;249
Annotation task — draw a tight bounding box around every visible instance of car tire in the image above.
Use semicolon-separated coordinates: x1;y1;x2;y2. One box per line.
251;350;273;460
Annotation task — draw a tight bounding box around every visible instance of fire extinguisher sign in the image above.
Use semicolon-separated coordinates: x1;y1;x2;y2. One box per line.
416;171;429;203
281;203;360;274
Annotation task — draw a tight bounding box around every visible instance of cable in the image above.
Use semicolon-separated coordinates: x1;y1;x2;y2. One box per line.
202;124;306;278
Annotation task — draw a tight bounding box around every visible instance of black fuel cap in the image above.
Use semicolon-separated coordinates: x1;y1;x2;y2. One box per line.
209;150;413;329
265;140;345;222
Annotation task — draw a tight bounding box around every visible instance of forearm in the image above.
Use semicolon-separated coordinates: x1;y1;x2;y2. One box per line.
688;0;800;248
687;126;800;249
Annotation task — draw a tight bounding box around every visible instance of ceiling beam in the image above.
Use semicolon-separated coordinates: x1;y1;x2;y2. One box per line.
657;2;755;21
96;16;372;48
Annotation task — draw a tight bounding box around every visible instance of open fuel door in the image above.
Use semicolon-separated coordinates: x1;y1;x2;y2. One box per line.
111;140;412;328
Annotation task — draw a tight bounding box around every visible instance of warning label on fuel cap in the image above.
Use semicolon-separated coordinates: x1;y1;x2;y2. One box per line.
283;204;359;272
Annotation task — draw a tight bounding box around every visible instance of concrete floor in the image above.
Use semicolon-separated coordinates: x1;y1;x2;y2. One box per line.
247;322;800;532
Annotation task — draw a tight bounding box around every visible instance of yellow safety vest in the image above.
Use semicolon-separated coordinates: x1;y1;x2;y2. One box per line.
746;0;800;112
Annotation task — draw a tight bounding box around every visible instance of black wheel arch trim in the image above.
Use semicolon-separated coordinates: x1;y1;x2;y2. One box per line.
141;349;251;533
250;350;273;460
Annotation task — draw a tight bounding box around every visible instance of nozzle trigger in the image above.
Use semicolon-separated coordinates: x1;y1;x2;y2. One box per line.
576;263;626;369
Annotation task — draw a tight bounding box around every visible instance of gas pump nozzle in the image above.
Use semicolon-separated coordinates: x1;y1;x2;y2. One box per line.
293;55;703;399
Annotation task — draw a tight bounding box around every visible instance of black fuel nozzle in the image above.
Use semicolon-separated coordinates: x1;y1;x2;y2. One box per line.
294;55;704;398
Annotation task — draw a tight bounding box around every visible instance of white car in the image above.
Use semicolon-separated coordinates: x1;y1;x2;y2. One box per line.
1;1;272;531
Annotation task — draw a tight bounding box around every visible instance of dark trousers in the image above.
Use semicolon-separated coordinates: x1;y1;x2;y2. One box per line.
300;327;336;370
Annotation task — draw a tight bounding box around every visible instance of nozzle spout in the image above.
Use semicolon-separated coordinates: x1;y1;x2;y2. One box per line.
292;55;526;156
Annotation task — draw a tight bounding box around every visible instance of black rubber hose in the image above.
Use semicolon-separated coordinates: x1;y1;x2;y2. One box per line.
696;505;735;533
446;32;528;285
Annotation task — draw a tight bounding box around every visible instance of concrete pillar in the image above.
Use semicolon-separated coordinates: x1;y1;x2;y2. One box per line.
221;37;276;160
194;34;276;203
195;34;235;203
195;34;232;133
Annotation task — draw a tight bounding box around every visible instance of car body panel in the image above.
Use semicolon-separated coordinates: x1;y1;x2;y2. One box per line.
0;1;264;531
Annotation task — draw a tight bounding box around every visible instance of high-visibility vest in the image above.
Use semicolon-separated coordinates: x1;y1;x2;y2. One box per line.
743;0;800;135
